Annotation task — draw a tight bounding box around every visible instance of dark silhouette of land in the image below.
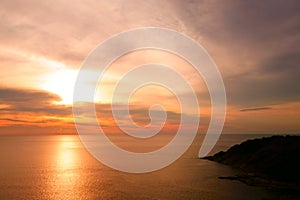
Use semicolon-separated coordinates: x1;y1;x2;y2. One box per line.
203;135;300;191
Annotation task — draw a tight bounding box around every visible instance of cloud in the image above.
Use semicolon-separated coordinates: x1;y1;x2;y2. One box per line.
0;87;202;131
172;0;300;107
0;87;72;116
227;50;300;106
0;0;185;68
240;107;272;112
1;0;299;108
1;0;300;134
0;117;67;124
0;88;76;135
0;118;29;123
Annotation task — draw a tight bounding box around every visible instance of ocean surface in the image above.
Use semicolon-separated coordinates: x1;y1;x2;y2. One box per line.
0;134;291;199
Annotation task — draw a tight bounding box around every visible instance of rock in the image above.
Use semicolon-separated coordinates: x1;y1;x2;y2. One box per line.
203;135;300;189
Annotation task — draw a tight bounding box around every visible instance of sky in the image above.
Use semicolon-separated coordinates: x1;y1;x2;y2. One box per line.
0;0;300;135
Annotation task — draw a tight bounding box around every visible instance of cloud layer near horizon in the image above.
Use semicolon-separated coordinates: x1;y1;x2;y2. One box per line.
0;87;200;134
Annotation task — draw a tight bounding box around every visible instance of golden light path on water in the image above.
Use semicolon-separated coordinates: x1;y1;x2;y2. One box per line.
51;136;81;199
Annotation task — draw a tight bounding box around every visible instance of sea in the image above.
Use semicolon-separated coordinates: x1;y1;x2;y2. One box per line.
0;133;295;200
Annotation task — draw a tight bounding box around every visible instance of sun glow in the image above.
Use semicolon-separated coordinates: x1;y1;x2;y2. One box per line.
41;68;78;105
40;64;105;105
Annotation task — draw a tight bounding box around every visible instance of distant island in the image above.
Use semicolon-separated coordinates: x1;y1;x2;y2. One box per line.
203;135;300;190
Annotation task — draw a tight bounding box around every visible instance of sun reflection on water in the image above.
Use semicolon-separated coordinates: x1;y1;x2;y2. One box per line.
52;135;81;198
58;138;77;168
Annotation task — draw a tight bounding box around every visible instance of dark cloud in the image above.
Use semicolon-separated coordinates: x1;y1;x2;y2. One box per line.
0;117;65;124
177;0;300;47
0;87;71;116
227;50;300;106
172;0;300;107
220;0;300;42
240;107;272;112
0;118;29;123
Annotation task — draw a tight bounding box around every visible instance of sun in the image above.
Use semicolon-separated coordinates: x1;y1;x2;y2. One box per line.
41;68;78;105
40;64;104;105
